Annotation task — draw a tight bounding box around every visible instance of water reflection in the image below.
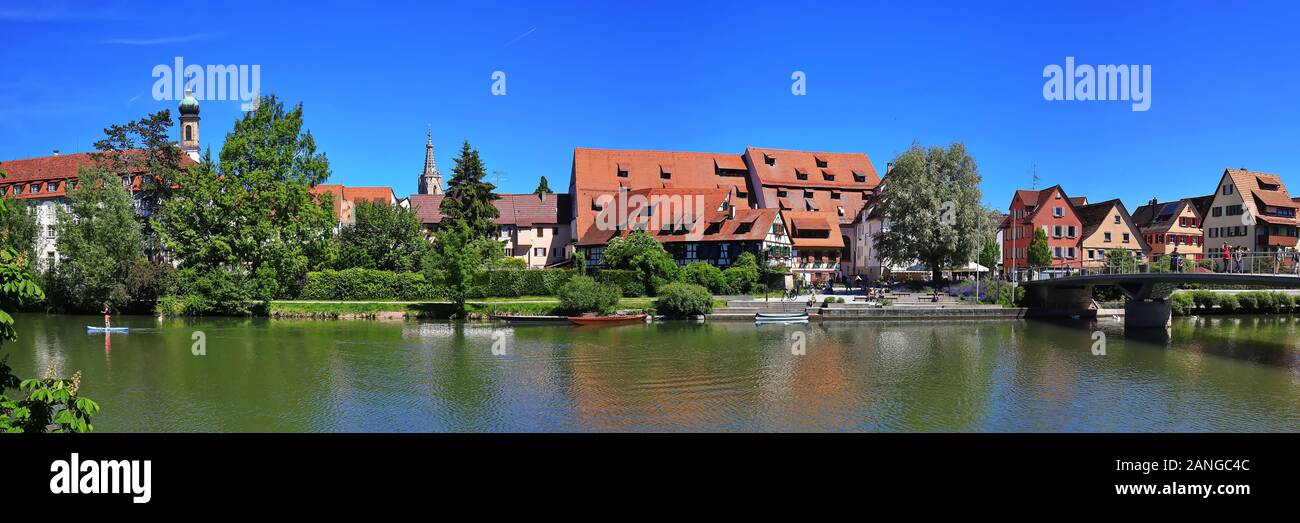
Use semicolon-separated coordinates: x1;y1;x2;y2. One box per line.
3;314;1299;432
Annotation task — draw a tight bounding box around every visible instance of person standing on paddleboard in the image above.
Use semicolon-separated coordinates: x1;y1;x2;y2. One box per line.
103;302;111;328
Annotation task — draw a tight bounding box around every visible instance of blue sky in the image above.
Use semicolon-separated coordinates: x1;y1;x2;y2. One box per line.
2;0;1298;209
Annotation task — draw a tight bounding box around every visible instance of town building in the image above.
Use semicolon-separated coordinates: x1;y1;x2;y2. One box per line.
416;129;443;195
1131;196;1211;261
567;147;880;283
410;192;574;268
1001;185;1083;278
309;184;401;231
1201;168;1299;258
1073;198;1150;267
0;93;200;269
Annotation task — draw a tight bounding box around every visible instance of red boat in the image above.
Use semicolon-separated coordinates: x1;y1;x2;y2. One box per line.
566;314;648;326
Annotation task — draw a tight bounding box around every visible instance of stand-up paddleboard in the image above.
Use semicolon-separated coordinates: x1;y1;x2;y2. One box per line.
87;326;129;333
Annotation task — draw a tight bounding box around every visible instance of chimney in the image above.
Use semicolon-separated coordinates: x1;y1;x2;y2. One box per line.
728;206;736;220
885;162;894;175
1149;197;1157;206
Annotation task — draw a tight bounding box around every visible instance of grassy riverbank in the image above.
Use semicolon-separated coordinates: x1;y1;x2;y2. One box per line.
267;297;681;320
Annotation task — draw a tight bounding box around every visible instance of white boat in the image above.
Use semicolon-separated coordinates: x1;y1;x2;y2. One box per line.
755;312;809;324
86;326;129;333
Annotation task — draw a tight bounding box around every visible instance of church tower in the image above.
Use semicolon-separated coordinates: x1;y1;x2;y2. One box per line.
178;87;200;162
418;129;443;195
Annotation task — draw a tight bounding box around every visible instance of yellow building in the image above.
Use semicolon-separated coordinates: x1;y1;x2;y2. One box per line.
1074;199;1150;267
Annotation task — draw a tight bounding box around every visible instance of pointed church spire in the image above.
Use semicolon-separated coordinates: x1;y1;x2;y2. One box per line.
419;126;443;195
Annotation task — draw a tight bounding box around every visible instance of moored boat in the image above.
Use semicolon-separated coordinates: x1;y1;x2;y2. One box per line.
566;314;648;326
754;312;809;324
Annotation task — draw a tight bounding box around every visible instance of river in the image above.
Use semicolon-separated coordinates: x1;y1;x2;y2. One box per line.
4;313;1299;432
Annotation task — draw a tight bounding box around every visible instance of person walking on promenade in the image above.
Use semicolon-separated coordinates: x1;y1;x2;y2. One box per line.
1275;249;1283;274
1221;243;1231;273
1170;246;1182;273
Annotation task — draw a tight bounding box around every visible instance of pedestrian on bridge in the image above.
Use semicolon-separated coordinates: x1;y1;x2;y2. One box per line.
1221;243;1231;273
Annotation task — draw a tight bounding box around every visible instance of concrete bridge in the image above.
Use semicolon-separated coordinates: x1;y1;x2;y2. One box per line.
1022;272;1300;328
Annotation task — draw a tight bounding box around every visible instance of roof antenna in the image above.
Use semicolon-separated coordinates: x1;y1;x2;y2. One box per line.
1030;161;1039;190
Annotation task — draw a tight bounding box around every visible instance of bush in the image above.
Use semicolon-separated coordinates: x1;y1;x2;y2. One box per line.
471;269;574;298
1170;293;1194;316
595;269;647;297
1189;290;1217;310
722;263;758;295
1216;294;1239;312
299;268;436;301
682;262;728;294
1235;292;1260;313
557;275;621;315
655;283;714;317
159;268;261;316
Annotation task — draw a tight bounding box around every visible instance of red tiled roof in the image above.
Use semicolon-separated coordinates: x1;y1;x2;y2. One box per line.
781;210;844;249
408;193;571;227
1;150;198;199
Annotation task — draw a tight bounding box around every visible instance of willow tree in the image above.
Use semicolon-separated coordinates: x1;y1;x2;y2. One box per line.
873;143;984;284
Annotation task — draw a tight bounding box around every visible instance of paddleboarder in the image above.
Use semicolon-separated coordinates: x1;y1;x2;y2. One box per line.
102;302;111;329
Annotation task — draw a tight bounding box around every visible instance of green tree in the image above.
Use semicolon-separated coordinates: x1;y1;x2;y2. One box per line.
533;176;554;195
602;231;680;294
0;182;99;433
1028;228;1052;269
51;166;148;312
873;143;984;284
338;201;430;272
423;220;482;316
441;141;500;239
92;110;184;253
0;197;38;264
683;261;727;294
156;95;337;302
723;252;760;294
557;275;620;315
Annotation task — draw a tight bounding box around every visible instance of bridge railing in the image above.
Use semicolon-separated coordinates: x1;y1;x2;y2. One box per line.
1012;251;1300;282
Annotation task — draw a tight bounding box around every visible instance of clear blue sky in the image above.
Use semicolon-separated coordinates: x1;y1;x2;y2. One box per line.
2;0;1298;209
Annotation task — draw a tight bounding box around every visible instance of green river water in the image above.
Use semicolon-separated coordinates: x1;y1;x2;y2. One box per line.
3;313;1298;432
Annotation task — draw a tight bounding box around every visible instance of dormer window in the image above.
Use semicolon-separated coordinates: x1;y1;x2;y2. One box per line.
763;154;775;166
803;190;814;198
660;165;672;179
0;186;7;195
47;182;58;192
822;170;835;181
852;171;867;183
67;180;76;190
831;191;841;200
617;163;629;178
815;157;828;168
12;185;22;195
30;183;40;194
795;168;808;181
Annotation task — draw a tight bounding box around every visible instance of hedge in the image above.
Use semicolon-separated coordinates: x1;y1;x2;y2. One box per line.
655;283;715;317
1172;290;1299;315
299;268;437;300
595;269;647;297
469;269;575;298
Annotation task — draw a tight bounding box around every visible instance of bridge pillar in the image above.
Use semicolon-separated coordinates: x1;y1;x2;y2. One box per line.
1025;284;1095;317
1125;299;1172;328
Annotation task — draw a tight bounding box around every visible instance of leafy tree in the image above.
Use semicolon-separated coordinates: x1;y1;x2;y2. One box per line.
873;143;984;284
338;201;430;272
723;252;760;294
156;95;337;302
683;261;727;294
1027;228;1052;269
51;166;149;312
92;109;184;254
423;220;482;316
533;176;554;195
602;231;680;295
441;141;499;239
0;196;38;264
0;187;99;433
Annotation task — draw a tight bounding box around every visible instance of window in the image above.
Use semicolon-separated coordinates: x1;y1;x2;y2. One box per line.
815;157;828;168
30;184;40;194
12;185;21;195
617;167;628;178
47;182;59;192
660;166;671;179
500;226;511;237
1114;215;1121;224
763;154;775;166
534;247;546;257
1053;246;1062;258
1122;233;1130;243
1067;247;1075;258
1223;184;1234;195
803;190;813;198
1212;207;1222;217
535;227;544;237
1088;249;1096;260
1104;232;1112;242
1226;205;1243;216
1053;226;1062;238
0;186;6;196
777;189;788;197
822;171;834;181
831;191;841;200
852;171;866;183
67;180;75;190
185;125;192;142
796;170;808;181
1053;207;1064;217
1067;225;1076;237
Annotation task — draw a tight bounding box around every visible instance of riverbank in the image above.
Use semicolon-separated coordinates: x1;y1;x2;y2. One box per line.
267;297;669;319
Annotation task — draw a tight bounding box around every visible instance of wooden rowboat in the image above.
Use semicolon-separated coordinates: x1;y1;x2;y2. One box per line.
754;312;809;324
566;314;648;326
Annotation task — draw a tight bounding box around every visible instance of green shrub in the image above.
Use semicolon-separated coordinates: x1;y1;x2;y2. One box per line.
1216;294;1239;312
1235;292;1259;312
1170;293;1194;316
654;283;715;317
595;269;646;297
682;262;728;294
722;263;758;295
159;267;260;316
299;268;435;300
1189;290;1217;310
557;275;621;315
